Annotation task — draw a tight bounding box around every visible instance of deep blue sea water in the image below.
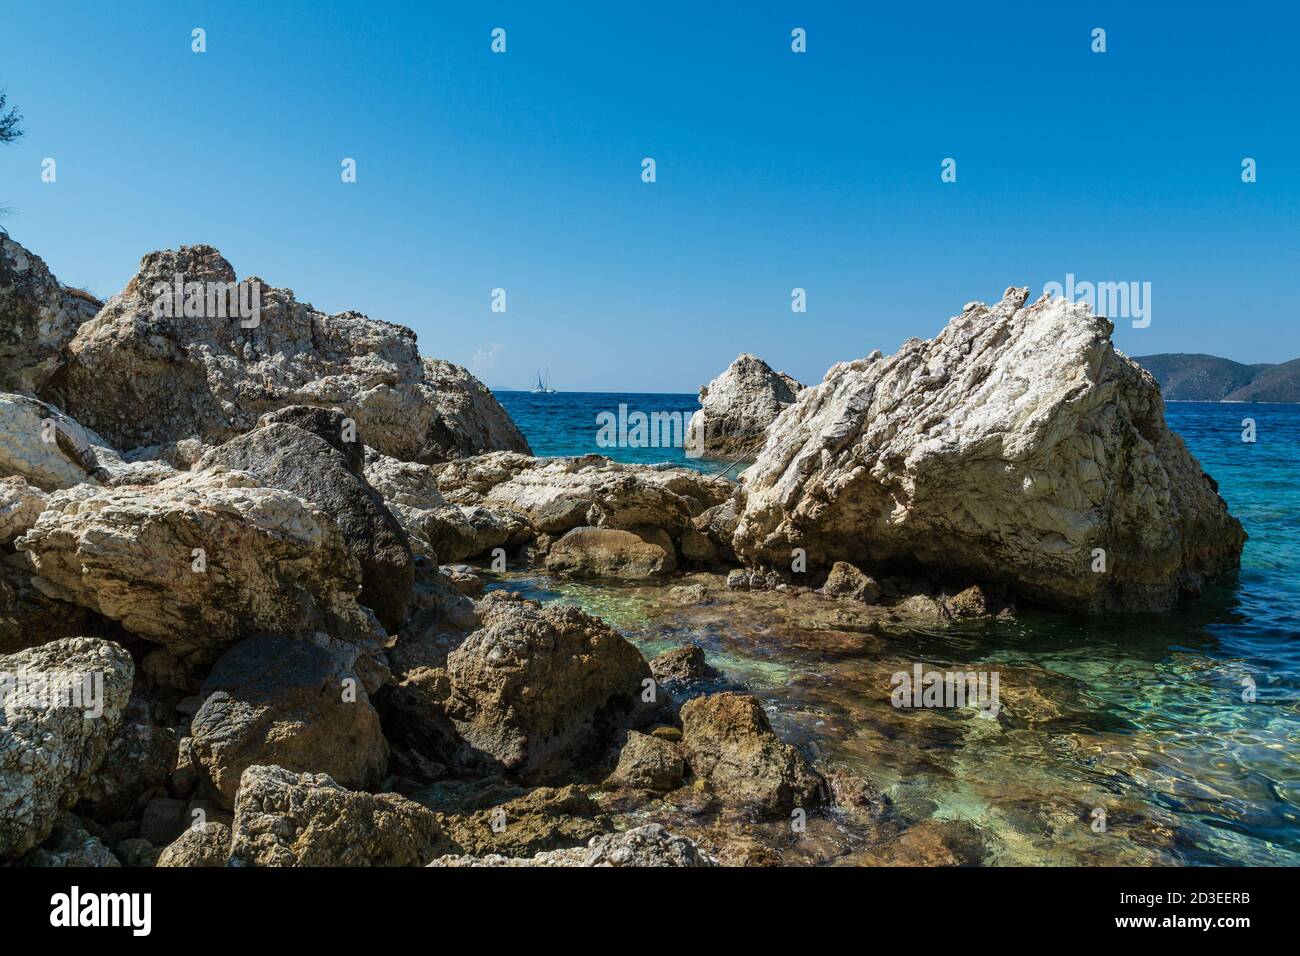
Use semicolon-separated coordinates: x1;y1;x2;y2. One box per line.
497;392;1300;865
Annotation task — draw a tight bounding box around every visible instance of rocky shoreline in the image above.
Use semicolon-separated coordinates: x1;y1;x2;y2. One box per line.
1;236;1244;866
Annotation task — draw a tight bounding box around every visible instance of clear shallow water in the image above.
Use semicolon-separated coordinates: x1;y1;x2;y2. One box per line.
493;394;1300;865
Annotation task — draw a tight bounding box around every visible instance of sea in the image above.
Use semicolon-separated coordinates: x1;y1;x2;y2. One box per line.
495;391;1300;865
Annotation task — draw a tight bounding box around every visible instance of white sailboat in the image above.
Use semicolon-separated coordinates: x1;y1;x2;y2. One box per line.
531;370;557;394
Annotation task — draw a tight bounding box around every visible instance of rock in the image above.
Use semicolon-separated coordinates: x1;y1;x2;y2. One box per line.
256;404;366;472
667;583;709;606
43;244;442;463
363;451;524;561
605;731;686;791
76;696;179;821
169;737;200;799
726;568;781;591
19;823;120;867
429;824;713;867
687;353;804;458
443;593;654;778
678;528;718;564
435;453;730;538
0;559;97;654
426;784;607;858
649;725;683;743
733;288;1246;612
858;819;987;866
821;562;882;603
678;692;824;815
228;765;440;867
138;796;188;846
443;566;484;597
0;476;46;545
944;584;989;619
195;420;414;631
545;526;677;579
0;392;127;490
0;234;101;395
155;822;232;867
112;837;160;867
693;498;741;563
0;638;134;858
14;470;384;687
649;644;717;686
191;634;388;808
422;359;532;459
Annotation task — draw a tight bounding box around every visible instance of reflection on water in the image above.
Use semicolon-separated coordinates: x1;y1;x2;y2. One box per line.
482;401;1299;865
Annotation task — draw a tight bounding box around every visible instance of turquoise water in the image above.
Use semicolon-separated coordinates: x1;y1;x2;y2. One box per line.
495;392;1300;865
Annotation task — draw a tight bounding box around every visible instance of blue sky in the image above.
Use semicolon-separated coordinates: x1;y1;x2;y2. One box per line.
2;1;1296;392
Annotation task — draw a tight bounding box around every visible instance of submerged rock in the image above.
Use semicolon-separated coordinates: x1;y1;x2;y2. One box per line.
679;692;824;815
0;234;101;395
688;353;804;458
0;638;134;858
648;643;717;686
733;287;1246;612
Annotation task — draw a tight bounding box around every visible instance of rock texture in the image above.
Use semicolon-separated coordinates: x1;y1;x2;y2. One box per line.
733;288;1246;612
76;696;179;822
40;244;516;463
0;235;101;395
605;730;686;791
156;822;232;867
0;393;127;491
679;692;823;815
0;476;46;545
422;358;532;458
443;593;654;778
228;765;440;867
430;824;712;867
191;634;388;807
15;470;383;685
0;638;134;858
545;526;677;579
687;354;803;458
195;418;414;630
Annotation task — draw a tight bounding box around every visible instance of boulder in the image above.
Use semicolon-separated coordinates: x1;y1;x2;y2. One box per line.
76;696;179;822
0;392;126;491
156;822;232;867
427;783;607;858
733;287;1246;612
422;358;532;459
443;593;654;778
191;634;388;808
678;692;823;815
687;353;803;458
14;470;384;686
0;476;46;545
42;244;437;462
195;420;414;630
0;234;101;395
545;526;677;579
228;765;440;867
429;824;712;867
605;730;686;791
821;562;882;603
19;822;120;867
649;644;717;686
0;637;134;857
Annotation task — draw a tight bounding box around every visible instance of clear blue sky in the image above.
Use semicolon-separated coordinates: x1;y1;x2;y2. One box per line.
2;1;1296;392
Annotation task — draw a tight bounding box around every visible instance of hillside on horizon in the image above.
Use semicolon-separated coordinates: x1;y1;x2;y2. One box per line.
1134;353;1300;403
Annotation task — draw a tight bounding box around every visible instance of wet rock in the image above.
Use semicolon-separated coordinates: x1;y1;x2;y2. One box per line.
429;824;712;867
734;287;1245;612
649;644;717;686
687;353;803;458
0;638;134;858
426;784;607;858
443;593;654;778
422;359;532;459
858;819;988;866
191;634;388;808
679;692;824;815
821;562;881;603
76;696;179;822
228;764;440;867
14;470;384;687
0;234;101;395
667;583;709;606
545;526;677;579
156;821;232;867
944;584;989;619
605;730;686;791
196;420;414;630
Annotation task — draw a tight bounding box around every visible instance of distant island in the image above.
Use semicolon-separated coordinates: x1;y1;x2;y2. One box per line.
1134;353;1300;403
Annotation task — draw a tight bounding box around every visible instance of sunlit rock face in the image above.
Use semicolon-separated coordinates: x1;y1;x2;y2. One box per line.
733;287;1245;613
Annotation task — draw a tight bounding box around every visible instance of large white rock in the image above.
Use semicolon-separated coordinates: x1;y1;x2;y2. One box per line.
733;288;1245;612
687;353;803;458
422;358;531;459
